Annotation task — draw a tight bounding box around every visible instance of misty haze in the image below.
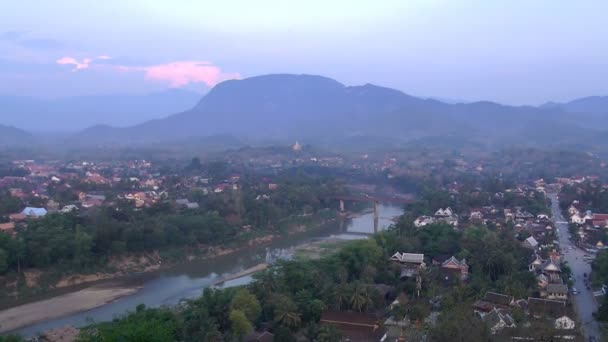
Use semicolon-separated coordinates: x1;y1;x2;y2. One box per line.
0;1;607;342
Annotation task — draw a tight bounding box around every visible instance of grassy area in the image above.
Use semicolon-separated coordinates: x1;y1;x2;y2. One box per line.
293;238;352;260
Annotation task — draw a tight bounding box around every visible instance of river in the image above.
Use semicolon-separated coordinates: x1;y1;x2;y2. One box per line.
10;204;403;337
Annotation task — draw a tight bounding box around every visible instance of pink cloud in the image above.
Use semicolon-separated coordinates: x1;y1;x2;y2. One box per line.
121;61;240;87
56;55;111;71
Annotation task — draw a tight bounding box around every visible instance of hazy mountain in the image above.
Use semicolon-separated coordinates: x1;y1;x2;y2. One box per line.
543;96;608;115
0;89;201;132
73;74;605;147
0;125;32;145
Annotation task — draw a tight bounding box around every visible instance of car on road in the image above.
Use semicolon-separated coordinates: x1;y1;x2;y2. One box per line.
584;272;587;278
571;287;579;295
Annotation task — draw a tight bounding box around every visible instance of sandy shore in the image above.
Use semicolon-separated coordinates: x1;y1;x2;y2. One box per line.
0;285;141;333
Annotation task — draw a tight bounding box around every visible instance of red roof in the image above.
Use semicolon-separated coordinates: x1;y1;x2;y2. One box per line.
594;214;608;221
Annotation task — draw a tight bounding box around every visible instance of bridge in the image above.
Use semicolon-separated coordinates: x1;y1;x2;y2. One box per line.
332;194;413;233
333;195;415;204
334;194;414;217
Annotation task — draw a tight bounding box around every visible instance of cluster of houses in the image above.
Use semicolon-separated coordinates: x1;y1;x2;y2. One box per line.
0;159;252;235
319;247;574;341
565;200;608;249
568;203;608;228
472;291;575;336
413;207;458;228
413;205;555;240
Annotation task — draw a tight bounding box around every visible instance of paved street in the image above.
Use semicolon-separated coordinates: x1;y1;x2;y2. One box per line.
548;192;602;341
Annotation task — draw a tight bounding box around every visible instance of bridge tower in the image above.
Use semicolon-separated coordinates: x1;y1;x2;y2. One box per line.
373;201;379;220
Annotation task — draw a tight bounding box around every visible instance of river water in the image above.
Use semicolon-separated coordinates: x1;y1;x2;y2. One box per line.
12;205;403;337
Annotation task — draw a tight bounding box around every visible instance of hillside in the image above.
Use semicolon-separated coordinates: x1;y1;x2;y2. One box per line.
0;125;32;145
77;74;600;147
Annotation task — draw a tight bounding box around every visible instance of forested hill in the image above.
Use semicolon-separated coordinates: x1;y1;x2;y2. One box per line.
76;74;606;148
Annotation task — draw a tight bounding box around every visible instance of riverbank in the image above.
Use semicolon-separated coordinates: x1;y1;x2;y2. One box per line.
0;211;340;308
293;238;353;260
0;284;141;334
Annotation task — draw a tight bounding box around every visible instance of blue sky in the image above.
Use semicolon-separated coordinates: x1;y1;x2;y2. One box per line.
1;0;607;104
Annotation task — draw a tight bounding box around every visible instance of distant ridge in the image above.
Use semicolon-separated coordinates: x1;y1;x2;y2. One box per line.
77;74;585;145
0;124;32;145
4;73;608;148
0;89;201;131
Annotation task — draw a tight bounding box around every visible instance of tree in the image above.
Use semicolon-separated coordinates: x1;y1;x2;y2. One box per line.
73;229;93;268
349;282;373;312
273;326;296;342
0;248;8;274
78;306;178;342
391;303;407;321
230;289;261;322
316;324;342;342
229;309;253;339
271;295;301;330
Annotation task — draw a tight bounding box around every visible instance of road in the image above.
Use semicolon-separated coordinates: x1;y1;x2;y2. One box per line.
549;192;602;341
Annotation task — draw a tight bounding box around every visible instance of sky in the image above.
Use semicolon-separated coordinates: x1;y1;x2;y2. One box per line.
1;0;608;105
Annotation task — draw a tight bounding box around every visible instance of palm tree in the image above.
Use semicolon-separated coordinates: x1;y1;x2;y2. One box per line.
275;306;302;330
332;284;351;310
350;283;373;312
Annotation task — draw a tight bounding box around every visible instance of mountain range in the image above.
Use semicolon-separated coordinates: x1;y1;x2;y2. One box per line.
0;89;201;132
1;74;607;149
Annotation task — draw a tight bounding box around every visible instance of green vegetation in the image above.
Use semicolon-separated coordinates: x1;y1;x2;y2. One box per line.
71;217;538;341
0;173;347;277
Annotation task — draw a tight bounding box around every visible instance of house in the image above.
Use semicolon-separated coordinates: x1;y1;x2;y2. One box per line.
528;254;544;272
472;292;514;314
541;258;562;282
60;205;78;213
9;213;26;222
390;252;425;278
543;284;568;301
441;256;469;280
319;311;385;342
0;222;16;235
431;208;459;227
22;207;47;218
570;213;584;224
537;214;549;221
537;274;549;289
522;236;539;249
469;210;484;223
527;297;566;319
583;211;594;223
413;216;435;228
567;205;579;216
434;207;454;218
515;210;534;222
482;308;516;335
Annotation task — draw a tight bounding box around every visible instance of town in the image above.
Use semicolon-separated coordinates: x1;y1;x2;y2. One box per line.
0;144;606;342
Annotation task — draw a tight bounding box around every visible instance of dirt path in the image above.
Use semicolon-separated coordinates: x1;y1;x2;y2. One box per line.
0;285;141;334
